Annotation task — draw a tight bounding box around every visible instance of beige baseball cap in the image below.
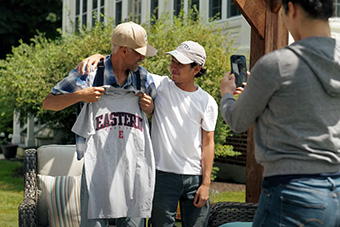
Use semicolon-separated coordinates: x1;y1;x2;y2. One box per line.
165;41;206;66
111;21;158;57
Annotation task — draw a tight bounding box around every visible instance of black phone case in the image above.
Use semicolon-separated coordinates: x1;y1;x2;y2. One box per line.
230;55;247;87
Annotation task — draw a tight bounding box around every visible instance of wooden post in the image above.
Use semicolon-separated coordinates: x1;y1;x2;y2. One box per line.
233;0;289;203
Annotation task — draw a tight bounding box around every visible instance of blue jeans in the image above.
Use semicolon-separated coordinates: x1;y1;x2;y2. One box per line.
80;167;145;227
150;170;209;227
253;176;340;227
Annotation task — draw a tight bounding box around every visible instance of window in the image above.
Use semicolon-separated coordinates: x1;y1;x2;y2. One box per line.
227;0;241;18
92;0;98;26
174;0;183;17
209;0;221;20
75;0;80;32
115;0;122;25
92;0;105;26
334;0;340;17
190;0;199;10
100;0;105;22
129;0;142;24
190;0;200;20
82;0;88;28
151;0;158;20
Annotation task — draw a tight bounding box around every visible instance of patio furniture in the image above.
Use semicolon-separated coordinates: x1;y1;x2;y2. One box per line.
208;201;258;227
18;144;83;227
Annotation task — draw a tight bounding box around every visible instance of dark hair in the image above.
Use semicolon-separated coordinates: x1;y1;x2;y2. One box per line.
190;62;206;78
282;0;333;20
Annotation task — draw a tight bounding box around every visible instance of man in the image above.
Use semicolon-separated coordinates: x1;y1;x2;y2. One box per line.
220;0;340;226
79;41;218;226
43;21;157;227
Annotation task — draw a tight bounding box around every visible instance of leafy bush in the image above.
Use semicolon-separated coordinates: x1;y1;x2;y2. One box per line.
0;11;240;174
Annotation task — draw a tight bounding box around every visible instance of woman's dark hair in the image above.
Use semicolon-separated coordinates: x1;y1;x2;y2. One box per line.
282;0;333;20
190;62;206;78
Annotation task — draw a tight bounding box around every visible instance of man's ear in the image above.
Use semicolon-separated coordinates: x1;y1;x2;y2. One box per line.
120;47;128;56
288;1;297;18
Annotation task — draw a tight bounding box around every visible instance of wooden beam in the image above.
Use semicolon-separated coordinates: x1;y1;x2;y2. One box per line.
271;0;282;13
233;0;266;39
235;0;289;203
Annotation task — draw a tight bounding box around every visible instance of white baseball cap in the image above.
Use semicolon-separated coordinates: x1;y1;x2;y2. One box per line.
165;41;206;66
111;21;158;57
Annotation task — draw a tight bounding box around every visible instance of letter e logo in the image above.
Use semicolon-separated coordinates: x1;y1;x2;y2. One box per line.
119;131;124;138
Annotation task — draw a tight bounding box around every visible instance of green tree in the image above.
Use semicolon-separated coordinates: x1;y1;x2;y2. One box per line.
0;11;238;157
0;0;62;59
0;0;62;137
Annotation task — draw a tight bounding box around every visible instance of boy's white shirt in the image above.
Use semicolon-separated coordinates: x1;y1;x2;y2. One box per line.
151;74;218;175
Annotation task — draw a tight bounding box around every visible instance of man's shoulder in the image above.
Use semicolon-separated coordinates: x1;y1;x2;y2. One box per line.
136;66;148;75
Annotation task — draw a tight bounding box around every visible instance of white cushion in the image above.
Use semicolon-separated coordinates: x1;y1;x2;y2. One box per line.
36;144;83;226
37;144;83;176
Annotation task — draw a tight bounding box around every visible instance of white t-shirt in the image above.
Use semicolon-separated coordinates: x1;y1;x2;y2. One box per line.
151;74;218;175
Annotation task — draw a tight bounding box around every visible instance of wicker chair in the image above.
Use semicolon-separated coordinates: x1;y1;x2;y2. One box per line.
208;201;258;227
18;145;83;227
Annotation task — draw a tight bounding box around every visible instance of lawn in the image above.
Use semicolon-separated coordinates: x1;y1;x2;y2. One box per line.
0;158;245;227
213;190;245;203
0;159;24;227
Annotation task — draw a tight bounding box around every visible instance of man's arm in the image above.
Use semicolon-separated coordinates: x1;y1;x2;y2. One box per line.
43;87;105;111
194;129;215;208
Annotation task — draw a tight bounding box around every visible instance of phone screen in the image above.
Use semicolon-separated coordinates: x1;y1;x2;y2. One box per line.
230;55;247;88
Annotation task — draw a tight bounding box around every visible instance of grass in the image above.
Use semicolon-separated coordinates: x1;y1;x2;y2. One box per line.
213;190;246;203
0;159;245;227
0;159;24;227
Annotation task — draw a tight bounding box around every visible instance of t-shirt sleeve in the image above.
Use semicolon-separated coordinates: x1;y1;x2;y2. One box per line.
202;96;218;132
51;69;94;95
71;103;95;139
145;72;157;100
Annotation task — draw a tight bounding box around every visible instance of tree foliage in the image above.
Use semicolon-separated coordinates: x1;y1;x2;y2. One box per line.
0;11;237;154
0;0;62;59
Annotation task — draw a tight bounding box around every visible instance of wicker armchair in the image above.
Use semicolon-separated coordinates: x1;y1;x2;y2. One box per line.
18;145;83;227
208;202;258;227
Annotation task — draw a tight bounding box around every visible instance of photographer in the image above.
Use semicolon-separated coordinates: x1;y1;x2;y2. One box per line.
220;0;340;226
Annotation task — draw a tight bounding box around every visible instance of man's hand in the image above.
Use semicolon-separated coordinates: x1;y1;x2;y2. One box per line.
76;87;105;103
136;93;154;117
76;54;105;75
43;87;105;111
193;184;210;208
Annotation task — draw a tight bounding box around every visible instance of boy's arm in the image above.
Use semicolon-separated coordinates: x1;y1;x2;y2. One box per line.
76;54;105;75
194;129;215;208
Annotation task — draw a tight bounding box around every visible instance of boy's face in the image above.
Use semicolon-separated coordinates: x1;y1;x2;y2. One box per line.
169;57;198;85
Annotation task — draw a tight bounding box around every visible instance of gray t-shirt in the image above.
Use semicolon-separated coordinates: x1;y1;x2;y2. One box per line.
72;86;155;218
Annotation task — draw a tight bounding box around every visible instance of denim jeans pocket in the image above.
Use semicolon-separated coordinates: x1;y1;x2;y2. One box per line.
280;184;326;226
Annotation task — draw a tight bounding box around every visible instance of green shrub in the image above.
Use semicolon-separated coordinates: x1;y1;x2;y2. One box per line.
0;11;239;178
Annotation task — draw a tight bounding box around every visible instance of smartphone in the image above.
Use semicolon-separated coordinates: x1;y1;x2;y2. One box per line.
230;55;247;88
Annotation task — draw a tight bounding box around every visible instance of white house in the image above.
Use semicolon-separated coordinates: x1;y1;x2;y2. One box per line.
61;0;252;54
13;0;340;150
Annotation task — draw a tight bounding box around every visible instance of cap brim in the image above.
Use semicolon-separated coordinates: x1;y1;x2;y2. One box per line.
165;50;194;64
135;44;158;57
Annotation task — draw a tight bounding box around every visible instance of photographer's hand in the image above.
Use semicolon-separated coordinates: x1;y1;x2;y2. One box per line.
220;71;237;96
